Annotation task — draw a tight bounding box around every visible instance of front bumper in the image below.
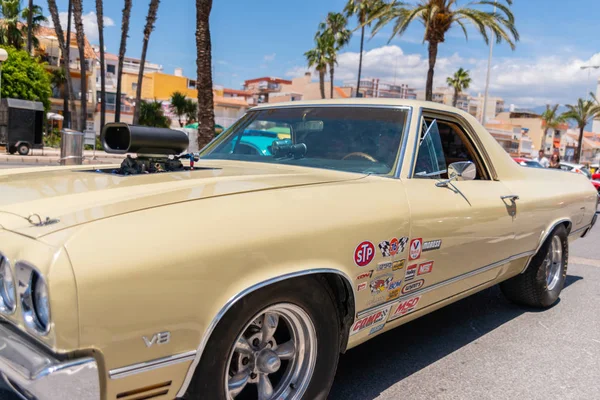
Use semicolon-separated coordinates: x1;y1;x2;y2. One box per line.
0;323;100;400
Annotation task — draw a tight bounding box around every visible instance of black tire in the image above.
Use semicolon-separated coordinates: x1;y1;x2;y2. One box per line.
184;276;340;400
17;144;29;156
501;225;568;308
7;145;16;155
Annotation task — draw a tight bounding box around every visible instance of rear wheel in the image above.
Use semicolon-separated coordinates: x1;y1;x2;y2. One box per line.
7;145;16;155
184;276;340;400
501;225;568;308
17;143;30;156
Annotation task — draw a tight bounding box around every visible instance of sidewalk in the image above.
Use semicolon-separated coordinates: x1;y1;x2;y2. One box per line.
0;147;122;165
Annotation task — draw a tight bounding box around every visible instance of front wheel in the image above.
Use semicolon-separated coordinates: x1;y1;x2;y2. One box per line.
17;143;30;156
184;276;340;400
501;225;568;308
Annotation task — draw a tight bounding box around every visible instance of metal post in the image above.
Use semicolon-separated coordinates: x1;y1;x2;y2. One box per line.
0;62;3;103
481;2;497;125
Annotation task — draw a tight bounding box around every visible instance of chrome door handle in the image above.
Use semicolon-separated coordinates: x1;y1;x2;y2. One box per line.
501;195;520;201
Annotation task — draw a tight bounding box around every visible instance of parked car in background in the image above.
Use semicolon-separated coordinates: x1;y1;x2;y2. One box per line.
513;157;544;168
0;99;597;400
591;179;600;193
560;162;592;179
592;172;600;181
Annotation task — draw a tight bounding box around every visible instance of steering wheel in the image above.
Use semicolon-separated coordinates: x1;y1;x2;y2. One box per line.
342;152;379;163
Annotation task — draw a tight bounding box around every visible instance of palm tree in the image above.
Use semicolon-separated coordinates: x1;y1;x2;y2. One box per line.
371;0;519;101
50;67;67;97
562;98;600;163
540;104;564;154
115;0;132;123
446;68;471;107
305;33;331;100
185;99;198;125
47;0;78;129
344;0;387;97
22;4;47;50
96;0;106;130
72;0;87;132
133;0;161;125
170;91;187;127
139;99;170;128
0;0;24;49
196;0;216;149
318;12;351;98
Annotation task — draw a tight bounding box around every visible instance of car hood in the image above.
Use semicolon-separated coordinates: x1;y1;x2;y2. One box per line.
0;160;363;239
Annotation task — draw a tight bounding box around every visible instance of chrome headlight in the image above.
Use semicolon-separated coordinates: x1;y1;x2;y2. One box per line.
0;254;16;313
18;263;51;335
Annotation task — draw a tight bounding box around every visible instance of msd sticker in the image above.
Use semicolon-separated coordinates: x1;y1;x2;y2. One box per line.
388;296;421;321
409;238;422;261
405;264;418;281
350;306;390;336
418;261;434;275
355;241;375;267
402;279;425;294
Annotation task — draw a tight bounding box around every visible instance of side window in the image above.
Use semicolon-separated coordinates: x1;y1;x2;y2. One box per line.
413;117;489;180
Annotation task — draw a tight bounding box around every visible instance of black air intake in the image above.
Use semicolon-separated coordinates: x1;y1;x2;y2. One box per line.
101;123;189;155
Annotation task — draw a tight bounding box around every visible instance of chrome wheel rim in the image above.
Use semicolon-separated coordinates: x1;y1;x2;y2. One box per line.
545;236;563;291
225;303;317;400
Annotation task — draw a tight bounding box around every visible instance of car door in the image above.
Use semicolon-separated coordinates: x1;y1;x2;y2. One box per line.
400;115;517;297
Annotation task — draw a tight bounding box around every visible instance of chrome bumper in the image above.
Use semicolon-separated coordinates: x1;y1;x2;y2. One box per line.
0;323;100;400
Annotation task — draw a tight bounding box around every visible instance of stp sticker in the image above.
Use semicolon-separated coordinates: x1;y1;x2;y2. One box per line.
369;323;385;335
369;274;394;295
350;306;390;336
405;264;418;281
423;240;442;252
409;238;422;260
356;270;374;281
357;282;368;292
388;296;421;321
418;261;434;275
378;241;391;257
377;261;393;271
392;259;406;271
402;279;425;294
355;241;375;267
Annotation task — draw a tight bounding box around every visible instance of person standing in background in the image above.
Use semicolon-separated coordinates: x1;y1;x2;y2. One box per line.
549;153;561;169
534;150;550;168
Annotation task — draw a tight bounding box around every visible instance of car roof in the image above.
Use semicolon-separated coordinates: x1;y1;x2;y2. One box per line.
560;161;585;168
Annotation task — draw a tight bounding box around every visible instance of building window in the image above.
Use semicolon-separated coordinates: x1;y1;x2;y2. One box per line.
187;79;197;89
107;64;116;74
132;82;138;91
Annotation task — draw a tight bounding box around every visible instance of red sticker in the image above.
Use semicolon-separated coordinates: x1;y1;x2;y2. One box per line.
409;238;422;261
354;241;375;267
357;282;367;292
418;261;434;275
390;237;399;256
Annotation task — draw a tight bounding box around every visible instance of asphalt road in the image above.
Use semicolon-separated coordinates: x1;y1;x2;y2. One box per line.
0;163;32;169
0;162;598;399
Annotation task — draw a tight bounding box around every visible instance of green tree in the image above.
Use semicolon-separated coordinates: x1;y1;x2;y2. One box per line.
139;99;170;128
0;0;24;49
446;67;471;107
169;91;187;127
562;98;600;163
196;0;215;149
50;67;66;97
318;12;351;98
133;0;161;125
305;33;332;100
540;104;564;154
344;0;387;97
115;0;132;122
0;46;51;110
371;0;519;101
184;98;197;125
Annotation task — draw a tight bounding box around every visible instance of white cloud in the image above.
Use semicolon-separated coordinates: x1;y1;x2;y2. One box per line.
264;53;276;62
44;11;115;43
286;45;600;107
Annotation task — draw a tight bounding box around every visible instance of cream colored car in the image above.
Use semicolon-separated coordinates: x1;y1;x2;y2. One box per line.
0;99;597;400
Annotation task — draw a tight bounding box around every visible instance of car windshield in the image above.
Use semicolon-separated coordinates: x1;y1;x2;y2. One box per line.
523;160;544;168
200;107;409;174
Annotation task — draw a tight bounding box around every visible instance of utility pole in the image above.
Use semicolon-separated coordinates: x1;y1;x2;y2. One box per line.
580;65;600;96
63;0;73;129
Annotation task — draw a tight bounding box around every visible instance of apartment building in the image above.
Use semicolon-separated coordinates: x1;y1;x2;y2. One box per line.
496;110;568;155
36;26;96;130
344;78;417;99
484;121;524;156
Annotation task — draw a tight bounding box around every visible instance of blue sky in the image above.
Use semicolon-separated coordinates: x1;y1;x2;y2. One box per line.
41;0;600;107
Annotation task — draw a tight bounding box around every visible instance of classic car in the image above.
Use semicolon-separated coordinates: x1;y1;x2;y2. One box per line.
0;99;597;400
512;157;544;168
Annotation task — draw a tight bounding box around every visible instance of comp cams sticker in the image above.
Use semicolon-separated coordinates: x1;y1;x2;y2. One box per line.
350;305;390;336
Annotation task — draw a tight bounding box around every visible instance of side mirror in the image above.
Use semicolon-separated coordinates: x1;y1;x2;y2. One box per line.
437;161;476;187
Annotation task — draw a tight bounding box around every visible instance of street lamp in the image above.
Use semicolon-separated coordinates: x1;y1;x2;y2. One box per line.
580;65;600;96
0;48;8;102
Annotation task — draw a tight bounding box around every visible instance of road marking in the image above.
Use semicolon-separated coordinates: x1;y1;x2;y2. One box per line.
570;257;600;267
